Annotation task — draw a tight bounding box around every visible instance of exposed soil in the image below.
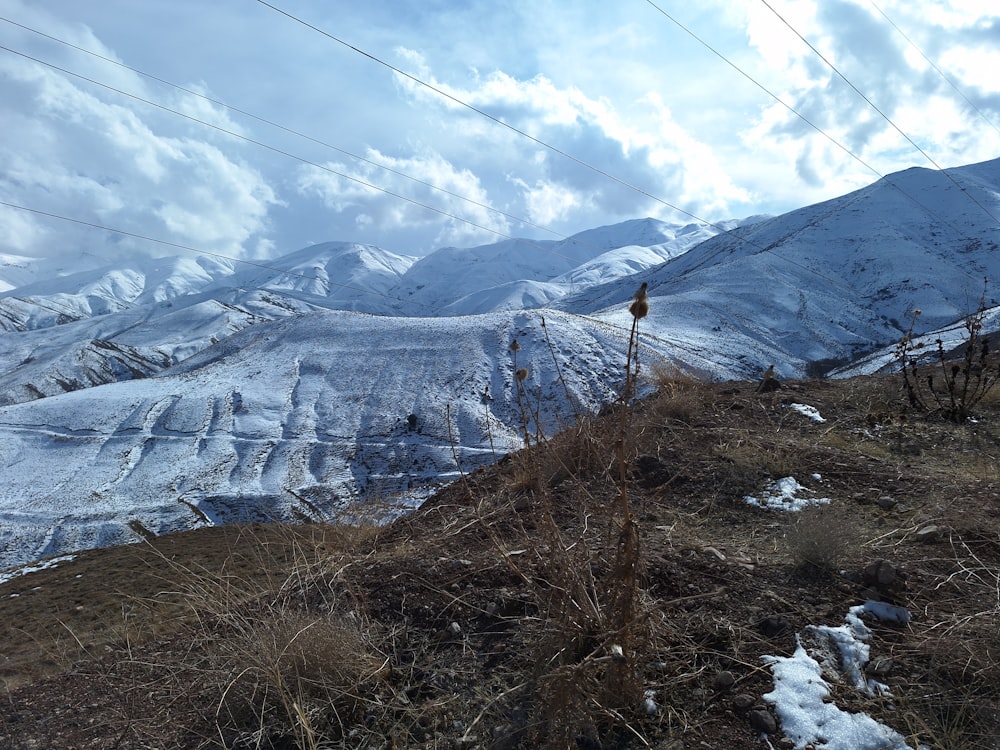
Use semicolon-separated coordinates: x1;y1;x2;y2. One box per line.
1;374;998;749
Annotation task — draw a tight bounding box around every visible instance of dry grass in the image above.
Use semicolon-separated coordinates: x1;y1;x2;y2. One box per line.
2;372;999;749
784;505;859;572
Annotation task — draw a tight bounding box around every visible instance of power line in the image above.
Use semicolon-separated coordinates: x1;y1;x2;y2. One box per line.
0;23;669;276
758;0;1000;228
0;43;530;249
249;1;903;302
0;199;438;313
641;0;993;273
0;32;947;314
0;15;570;244
1;7;990;325
865;0;1000;140
0;25;828;297
253;0;739;236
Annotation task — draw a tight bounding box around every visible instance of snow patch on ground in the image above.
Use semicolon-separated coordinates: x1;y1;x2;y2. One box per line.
763;601;914;750
787;403;826;422
0;554;76;586
744;477;832;511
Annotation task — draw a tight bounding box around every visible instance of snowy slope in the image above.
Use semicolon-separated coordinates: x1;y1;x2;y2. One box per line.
0;309;651;569
204;241;418;314
0;287;329;405
0;255;236;332
387;218;720;315
575;160;1000;378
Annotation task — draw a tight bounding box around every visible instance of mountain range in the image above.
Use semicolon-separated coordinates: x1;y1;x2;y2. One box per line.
2;156;999;569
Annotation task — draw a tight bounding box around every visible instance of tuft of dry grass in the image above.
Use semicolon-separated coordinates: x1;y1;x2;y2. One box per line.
784;505;858;573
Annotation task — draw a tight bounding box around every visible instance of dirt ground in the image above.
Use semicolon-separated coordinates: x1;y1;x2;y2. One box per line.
1;373;998;749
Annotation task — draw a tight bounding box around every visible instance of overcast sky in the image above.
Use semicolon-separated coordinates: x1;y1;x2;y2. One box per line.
1;0;999;269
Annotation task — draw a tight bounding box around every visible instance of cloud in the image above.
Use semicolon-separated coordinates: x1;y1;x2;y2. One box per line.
0;39;280;264
735;0;1000;208
295;148;511;248
3;0;1000;264
390;48;752;227
510;177;584;225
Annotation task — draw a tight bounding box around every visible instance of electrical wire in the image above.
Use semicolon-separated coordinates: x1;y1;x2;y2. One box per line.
758;0;1000;227
0;28;854;301
252;0;989;295
0;199;440;314
0;15;571;244
0;6;993;330
641;0;993;273
865;0;1000;140
0;43;531;249
253;0;739;236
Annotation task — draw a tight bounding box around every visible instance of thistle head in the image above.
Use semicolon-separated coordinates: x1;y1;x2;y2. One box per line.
515;367;529;382
509;339;521;353
629;282;649;319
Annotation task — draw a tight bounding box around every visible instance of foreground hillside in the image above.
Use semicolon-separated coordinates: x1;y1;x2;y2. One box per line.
1;371;997;749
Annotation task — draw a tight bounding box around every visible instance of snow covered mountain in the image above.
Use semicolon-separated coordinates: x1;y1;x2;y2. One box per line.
560;159;1000;377
2;157;1000;569
0;310;648;567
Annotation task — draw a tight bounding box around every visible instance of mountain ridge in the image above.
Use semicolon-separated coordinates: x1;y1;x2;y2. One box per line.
3;157;1000;568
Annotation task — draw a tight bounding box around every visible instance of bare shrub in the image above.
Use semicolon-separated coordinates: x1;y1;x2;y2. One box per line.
897;280;1000;422
211;607;387;749
785;506;857;573
645;362;706;424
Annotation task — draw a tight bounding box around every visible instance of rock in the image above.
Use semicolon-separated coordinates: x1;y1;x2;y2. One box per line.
915;524;944;543
748;708;777;734
642;692;659;716
714;671;736;690
866;657;894;678
862;559;906;594
877;496;897;510
447;621;462;637
732;694;755;712
757;616;792;638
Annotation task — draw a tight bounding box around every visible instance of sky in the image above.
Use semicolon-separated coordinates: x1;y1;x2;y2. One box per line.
1;0;999;271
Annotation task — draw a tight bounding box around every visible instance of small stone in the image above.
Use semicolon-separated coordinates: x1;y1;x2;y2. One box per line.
642;695;658;716
863;559;900;589
447;621;462;636
757;616;792;638
714;670;736;690
866;657;894;678
877;496;897;510
915;524;943;543
732;693;755;712
748;708;777;734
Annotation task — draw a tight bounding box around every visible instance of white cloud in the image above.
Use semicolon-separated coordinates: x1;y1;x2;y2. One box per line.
2;0;1000;262
511;177;584;225
391;48;754;226
295;148;510;247
0;45;280;262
